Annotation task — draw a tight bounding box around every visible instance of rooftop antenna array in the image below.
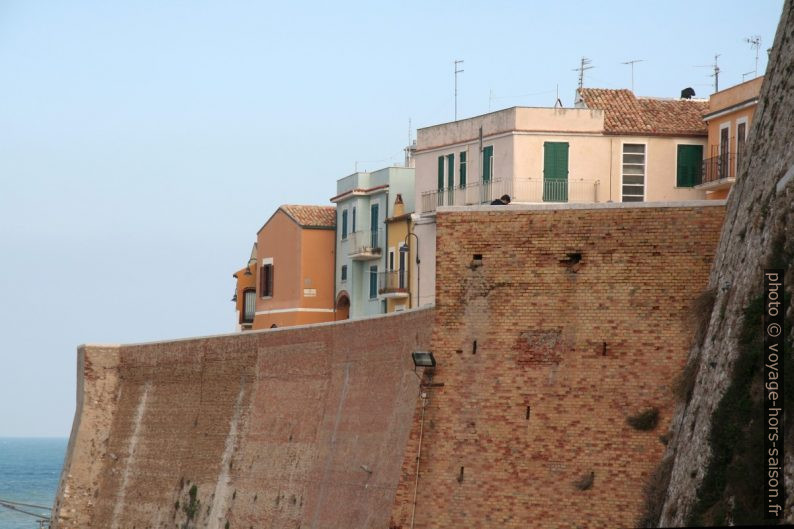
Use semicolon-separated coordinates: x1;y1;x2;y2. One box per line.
745;35;762;77
454;60;464;121
621;59;645;92
696;54;721;93
573;57;594;90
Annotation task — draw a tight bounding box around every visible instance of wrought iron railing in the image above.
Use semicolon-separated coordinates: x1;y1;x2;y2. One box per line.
348;228;384;256
701;153;737;184
378;270;407;294
421;177;600;212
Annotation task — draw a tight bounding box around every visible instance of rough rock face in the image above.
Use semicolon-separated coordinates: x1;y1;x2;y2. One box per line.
658;2;794;526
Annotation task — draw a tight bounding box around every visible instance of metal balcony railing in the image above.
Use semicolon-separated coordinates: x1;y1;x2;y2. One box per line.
421;177;600;212
421;178;508;213
378;269;408;294
702;153;737;184
348;228;384;258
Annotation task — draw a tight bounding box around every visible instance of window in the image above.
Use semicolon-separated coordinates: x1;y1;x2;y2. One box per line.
622;144;645;202
543;142;569;202
260;264;274;297
341;209;348;239
483;145;493;182
242;289;255;324
437;156;445;191
352;206;356;232
446;153;454;189
459;151;467;187
389;250;394;271
341;265;347;281
737;120;747;170
369;266;377;299
677;145;703;187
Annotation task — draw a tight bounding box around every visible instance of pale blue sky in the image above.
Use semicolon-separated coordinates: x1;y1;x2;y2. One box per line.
0;1;783;436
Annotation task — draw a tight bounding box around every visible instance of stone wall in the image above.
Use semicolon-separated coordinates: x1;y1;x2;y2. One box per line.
389;202;725;529
659;2;794;525
52;308;434;529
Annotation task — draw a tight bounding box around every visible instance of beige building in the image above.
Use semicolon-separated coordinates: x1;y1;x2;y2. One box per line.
413;88;709;306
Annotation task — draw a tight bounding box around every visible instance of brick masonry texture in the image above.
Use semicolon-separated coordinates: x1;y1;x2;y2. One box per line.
389;204;725;529
51;309;433;529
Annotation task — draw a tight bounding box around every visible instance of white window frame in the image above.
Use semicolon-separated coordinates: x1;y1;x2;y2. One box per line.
620;141;647;202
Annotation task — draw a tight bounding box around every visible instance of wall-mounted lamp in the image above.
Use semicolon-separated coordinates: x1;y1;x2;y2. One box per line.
231;293;237;303
412;351;436;368
244;257;257;276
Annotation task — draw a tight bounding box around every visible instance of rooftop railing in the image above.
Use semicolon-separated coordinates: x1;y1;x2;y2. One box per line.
421;177;600;213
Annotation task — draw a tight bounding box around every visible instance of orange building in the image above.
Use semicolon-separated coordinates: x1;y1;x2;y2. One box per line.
233;205;337;330
699;76;763;199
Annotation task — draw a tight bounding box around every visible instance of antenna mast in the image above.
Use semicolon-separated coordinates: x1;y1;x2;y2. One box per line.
621;59;645;92
712;54;721;92
454;59;464;121
745;35;761;77
572;57;594;90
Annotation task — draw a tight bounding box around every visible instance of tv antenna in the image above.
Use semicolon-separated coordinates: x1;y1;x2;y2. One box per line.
696;54;721;93
745;35;762;77
454;59;464;121
572;57;594;90
621;59;644;92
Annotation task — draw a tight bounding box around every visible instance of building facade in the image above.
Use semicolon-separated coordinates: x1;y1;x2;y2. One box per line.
413;89;710;306
331;166;415;319
233;205;337;330
699;76;763;199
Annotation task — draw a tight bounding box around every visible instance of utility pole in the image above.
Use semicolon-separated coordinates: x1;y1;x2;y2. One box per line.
621;59;644;92
745;35;762;77
454;60;464;121
572;57;593;90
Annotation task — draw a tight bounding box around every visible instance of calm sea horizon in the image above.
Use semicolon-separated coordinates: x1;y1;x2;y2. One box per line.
0;437;67;529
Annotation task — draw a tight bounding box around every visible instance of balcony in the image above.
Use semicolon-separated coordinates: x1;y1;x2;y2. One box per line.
378;270;408;298
697;153;738;191
348;228;383;260
421;177;600;213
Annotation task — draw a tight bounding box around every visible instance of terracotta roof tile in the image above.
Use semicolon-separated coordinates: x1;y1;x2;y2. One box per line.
578;88;708;136
279;205;336;228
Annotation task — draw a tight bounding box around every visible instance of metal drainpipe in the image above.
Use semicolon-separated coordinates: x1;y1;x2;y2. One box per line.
409;393;428;529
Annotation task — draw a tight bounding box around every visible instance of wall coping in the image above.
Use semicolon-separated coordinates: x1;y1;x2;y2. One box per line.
80;305;435;349
438;199;727;214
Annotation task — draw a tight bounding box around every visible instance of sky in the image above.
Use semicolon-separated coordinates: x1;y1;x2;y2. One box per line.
0;1;784;437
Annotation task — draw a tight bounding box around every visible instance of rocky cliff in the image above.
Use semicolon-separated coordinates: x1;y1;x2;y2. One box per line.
654;2;794;526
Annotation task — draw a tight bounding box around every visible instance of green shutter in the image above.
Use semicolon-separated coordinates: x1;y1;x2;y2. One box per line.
446;154;454;189
483;146;493;182
438;156;445;190
342;210;348;238
459;151;467;187
677;145;703;187
369;266;377;298
543;142;569;201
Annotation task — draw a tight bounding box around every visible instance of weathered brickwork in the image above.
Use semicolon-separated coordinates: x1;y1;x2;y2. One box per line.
52;309;433;529
390;203;725;529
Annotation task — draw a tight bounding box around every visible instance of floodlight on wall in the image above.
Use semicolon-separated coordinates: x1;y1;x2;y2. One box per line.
412;351;436;368
231;293;237;302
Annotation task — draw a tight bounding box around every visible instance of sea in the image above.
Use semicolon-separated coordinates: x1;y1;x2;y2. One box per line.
0;438;67;529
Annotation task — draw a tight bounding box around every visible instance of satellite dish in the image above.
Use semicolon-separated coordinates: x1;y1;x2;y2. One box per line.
681;87;696;99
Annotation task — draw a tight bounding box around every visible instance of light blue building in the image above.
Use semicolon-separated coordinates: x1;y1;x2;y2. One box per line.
331;166;415;319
